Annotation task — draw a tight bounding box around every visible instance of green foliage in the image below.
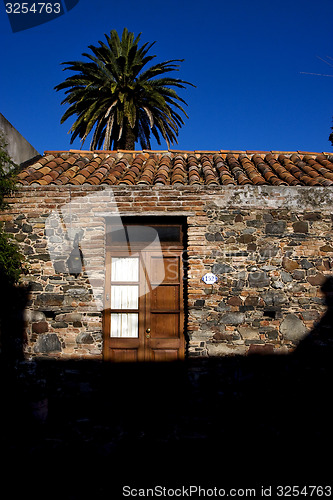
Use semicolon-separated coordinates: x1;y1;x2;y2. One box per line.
0;134;17;210
0;134;24;287
0;230;24;287
329;119;333;147
55;28;195;150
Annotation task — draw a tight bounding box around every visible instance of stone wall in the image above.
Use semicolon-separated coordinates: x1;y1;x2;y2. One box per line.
2;184;333;359
0;113;40;166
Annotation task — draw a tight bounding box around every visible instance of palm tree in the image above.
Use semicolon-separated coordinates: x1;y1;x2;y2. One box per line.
55;28;194;150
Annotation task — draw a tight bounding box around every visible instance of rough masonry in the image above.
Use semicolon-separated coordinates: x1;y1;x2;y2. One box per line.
2;150;333;359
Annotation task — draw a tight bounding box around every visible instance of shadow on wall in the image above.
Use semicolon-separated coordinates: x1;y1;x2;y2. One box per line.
0;278;332;499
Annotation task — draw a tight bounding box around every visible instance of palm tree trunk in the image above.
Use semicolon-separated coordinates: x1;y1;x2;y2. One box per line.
115;121;136;150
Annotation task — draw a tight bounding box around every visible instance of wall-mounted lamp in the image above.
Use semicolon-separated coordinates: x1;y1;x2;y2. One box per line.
67;233;83;277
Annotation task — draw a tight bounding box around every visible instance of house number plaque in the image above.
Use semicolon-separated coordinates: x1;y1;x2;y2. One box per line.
202;272;218;285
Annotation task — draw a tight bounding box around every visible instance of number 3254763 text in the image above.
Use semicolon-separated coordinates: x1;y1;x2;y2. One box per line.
5;3;61;14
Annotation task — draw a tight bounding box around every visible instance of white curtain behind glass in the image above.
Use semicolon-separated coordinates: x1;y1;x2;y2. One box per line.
111;257;139;337
111;285;138;309
111;257;139;282
110;313;138;338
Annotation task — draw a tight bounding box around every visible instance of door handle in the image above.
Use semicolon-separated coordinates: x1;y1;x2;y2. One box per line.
146;328;151;338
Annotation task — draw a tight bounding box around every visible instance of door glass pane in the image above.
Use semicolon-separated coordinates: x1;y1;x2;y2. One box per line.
110;313;138;338
153;226;181;243
111;285;138;309
111;257;139;282
110;225;181;244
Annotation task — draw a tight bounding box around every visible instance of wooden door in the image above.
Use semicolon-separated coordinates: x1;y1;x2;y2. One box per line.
103;234;185;362
144;250;184;362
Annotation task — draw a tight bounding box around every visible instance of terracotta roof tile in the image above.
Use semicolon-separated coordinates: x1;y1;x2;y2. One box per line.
238;154;267;185
212;154;236;185
226;153;252;185
16;150;333;188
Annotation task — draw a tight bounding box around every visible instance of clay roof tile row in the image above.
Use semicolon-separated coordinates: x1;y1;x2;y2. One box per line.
17;150;333;188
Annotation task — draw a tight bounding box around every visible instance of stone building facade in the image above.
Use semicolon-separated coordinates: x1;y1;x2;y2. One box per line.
3;150;333;360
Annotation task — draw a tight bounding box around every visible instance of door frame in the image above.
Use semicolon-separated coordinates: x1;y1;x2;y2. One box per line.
102;216;188;362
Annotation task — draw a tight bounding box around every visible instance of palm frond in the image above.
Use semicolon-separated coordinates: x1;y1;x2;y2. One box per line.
55;27;195;150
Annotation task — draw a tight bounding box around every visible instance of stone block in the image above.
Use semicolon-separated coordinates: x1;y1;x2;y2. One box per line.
218;214;235;222
28;253;51;262
212;263;234;274
194;300;205;307
300;310;321;322
207;343;247;356
320;245;333;252
300;258;313;270
53;259;67;273
282;257;299;271
227;296;243;306
293;221;309;233
220;312;245;325
307;273;326;286
280;271;292;283
292;269;306;281
262;265;277;271
30;282;43;291
248;271;270;288
63;287;90;300
32;322;49;334
213;332;234;342
303;212;321;221
261;327;279;340
259;245;279;259
238;233;255;243
76;332;94;344
35;293;64;307
57;312;82;323
22;223;33;233
248;344;274;355
15;233;26;242
34;333;62;353
24;310;46;322
238;326;260;340
265;221;286;235
280;314;307;342
246;219;262;227
247;243;257;251
271;280;284;289
216;301;231;312
51;321;68;329
261;290;288;306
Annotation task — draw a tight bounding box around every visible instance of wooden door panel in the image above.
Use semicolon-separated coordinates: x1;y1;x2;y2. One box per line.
150;285;179;311
107;338;140;348
151;349;180;362
150;256;180;283
104;336;141;362
109;348;139;362
151;313;179;338
149;338;181;348
149;338;182;362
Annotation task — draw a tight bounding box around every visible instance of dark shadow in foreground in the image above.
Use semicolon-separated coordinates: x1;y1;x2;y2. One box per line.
1;280;332;499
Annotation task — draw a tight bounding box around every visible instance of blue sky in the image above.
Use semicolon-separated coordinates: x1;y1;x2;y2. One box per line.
1;0;332;154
